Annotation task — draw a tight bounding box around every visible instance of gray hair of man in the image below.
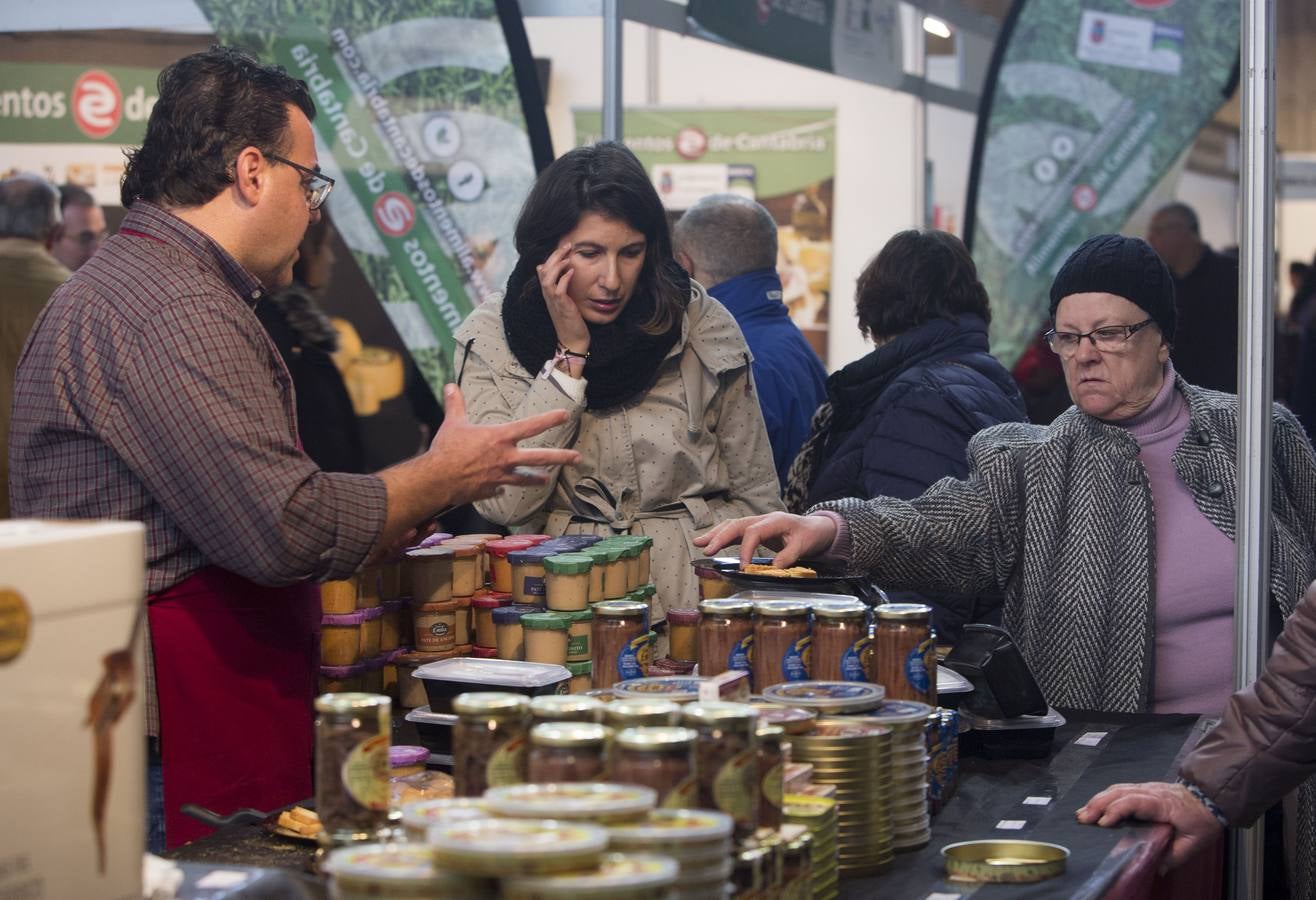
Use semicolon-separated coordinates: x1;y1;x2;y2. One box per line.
673;193;778;289
0;173;62;242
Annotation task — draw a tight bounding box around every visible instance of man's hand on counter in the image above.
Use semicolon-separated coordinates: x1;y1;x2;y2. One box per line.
1076;781;1224;871
695;511;838;568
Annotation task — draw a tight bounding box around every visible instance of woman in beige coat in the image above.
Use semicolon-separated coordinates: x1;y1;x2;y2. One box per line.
454;142;782;621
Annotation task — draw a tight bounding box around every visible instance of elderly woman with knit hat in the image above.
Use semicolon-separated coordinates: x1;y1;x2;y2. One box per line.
698;233;1316;719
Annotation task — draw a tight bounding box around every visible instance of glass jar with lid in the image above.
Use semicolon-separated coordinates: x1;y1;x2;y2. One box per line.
521;612;571;666
612;726;699;808
870;603;936;704
314;692;391;847
752;600;811;690
756;725;786;831
591;600;649;688
604;698;680;729
681;702;759;838
452;692;529;796
582;545;628;600
810;600;869;682
697;599;754;679
530;694;604;726
406;546;453;605
544;553;593;611
527;722;612;783
666;607;700;664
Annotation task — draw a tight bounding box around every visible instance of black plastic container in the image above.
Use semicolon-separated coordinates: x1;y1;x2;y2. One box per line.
944;624;1048;718
958;707;1066;759
413;657;571;713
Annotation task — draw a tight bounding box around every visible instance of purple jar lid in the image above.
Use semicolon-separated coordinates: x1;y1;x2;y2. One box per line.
320;663;363;677
321;610;366;626
415;532;454;549
492;606;530;624
666;607;701;626
390;745;430;768
362;655;386;671
507;547;559;564
381;599;407;612
359;605;385;621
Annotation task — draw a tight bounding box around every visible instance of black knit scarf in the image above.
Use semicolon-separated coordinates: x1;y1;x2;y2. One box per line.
502;255;688;410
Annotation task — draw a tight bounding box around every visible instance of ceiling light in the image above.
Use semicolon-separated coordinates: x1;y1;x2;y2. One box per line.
923;16;951;39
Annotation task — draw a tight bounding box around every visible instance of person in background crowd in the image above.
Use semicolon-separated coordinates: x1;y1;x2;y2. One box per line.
455;141;782;619
1291;260;1310;302
780;229;1026;641
51;182;108;271
255;217;365;474
1078;578;1316;880
672;193;827;487
0;173;70;518
1146;202;1239;393
8;45;578;850
696;233;1316;897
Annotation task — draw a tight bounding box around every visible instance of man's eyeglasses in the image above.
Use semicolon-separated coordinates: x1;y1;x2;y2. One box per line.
266;153;334;210
1044;318;1157;357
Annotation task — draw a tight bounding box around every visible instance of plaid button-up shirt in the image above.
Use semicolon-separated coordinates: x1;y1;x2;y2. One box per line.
9;202;387;730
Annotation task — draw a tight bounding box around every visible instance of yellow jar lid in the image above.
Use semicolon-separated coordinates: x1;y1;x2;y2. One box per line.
452;691;530;717
615;726;698;751
529;721;611;748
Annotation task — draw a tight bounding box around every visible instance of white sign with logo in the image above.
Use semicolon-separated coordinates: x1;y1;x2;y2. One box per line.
649;163;731;211
1076;9;1183;76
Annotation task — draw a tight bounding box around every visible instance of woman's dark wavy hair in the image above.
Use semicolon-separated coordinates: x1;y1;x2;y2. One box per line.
854;229;992;342
513;141;686;335
121;45;315;209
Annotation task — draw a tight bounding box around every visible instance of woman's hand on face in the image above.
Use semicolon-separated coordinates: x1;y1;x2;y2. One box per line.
694;512;838;568
538;242;590;354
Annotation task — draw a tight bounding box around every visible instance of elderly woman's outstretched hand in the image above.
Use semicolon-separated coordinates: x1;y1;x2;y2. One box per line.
694;512;839;568
1076;782;1223;871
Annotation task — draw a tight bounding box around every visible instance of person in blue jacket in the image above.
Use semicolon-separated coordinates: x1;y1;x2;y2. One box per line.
782;229;1027;640
674;194;828;488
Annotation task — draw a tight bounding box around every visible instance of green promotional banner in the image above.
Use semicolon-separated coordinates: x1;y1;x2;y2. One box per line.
576;108;836;363
686;0;903;89
0;62;160;144
964;0;1239;366
195;0;550;392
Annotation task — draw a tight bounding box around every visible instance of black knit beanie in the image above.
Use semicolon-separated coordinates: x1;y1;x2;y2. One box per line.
1048;234;1177;342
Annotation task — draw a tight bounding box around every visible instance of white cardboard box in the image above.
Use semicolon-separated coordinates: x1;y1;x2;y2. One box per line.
0;520;145;900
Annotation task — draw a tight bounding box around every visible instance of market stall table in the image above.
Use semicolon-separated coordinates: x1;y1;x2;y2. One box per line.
164;710;1219;898
841;709;1220;899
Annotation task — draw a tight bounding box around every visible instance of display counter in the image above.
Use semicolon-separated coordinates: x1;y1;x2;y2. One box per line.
164;710;1219;899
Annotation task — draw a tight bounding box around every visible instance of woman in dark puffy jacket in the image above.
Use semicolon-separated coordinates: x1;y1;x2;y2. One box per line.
782;229;1026;640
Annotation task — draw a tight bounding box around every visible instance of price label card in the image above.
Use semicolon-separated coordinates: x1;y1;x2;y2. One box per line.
1075;731;1108;747
996;819;1027;830
1022;796;1052;806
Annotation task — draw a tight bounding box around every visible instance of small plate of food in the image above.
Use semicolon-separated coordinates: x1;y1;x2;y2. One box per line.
264;805;322;842
717;556;850;590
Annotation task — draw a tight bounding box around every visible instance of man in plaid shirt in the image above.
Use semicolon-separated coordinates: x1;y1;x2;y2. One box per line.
8;45;577;849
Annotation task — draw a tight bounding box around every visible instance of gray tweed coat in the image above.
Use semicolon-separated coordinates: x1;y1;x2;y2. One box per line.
816;374;1316;896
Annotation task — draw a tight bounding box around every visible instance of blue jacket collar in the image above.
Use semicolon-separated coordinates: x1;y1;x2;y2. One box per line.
706;268;790;321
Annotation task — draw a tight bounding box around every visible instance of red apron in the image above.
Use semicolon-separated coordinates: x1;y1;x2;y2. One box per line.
149;566;320;847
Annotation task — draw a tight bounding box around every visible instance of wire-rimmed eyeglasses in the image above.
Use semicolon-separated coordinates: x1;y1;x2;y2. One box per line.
1044;318;1157;357
267;153;335;210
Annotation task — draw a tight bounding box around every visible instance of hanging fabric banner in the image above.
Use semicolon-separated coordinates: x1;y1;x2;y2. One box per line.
192;0;552;391
963;0;1239;366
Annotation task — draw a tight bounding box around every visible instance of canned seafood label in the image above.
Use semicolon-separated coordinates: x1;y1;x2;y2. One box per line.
661;775;700;809
486;734;527;787
728;632;753;672
713;749;758;826
761;761;785;810
341;733;390;811
782;635;811;681
567;631;589;659
429;621;450;637
522;574;546;596
841;636;869;681
904;638;933;693
617;633;651;680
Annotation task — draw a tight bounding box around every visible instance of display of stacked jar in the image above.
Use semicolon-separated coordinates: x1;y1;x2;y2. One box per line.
318;561;414;697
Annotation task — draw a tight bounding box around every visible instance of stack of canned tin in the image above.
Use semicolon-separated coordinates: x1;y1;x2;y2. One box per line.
783;794;839;900
865;700;935;850
788;718;894;875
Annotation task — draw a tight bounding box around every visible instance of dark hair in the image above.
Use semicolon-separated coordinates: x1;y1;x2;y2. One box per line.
854;230;991;342
121;45;315;209
58;183;96;211
513;141;685;335
1154;202;1200;235
1292;260;1310;280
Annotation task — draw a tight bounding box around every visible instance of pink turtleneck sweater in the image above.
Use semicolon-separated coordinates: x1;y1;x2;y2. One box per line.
1119;362;1236;716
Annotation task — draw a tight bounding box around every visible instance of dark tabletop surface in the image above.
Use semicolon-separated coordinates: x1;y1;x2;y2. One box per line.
839;709;1210;898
